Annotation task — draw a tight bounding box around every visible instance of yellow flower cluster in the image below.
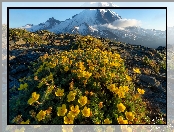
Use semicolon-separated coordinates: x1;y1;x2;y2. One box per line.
117;116;128;124
104;118;112;124
13;35;150;125
107;84;129;98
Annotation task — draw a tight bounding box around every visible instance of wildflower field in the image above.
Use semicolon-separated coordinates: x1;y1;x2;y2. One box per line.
9;33;165;125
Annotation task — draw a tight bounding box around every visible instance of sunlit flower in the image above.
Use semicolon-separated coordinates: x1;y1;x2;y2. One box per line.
78;96;88;106
121;86;129;93
28;92;40;105
55;88;64;97
36;110;46;121
57;104;67;116
137;88;145;94
117;116;128;124
125;111;135;121
84;71;92;79
133;68;141;74
67;91;76;102
64;113;75;124
117;90;125;98
64;66;69;72
20;119;30;124
69;105;80;117
117;103;126;112
81;106;90;117
126;75;132;81
107;84;116;92
104;118;112;124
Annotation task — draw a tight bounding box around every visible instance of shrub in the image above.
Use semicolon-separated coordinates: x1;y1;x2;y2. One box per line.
10;35;151;124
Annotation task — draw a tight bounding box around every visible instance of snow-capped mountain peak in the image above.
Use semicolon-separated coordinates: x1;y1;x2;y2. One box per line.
20;7;166;49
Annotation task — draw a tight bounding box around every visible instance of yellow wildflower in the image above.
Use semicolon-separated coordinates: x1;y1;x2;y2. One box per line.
78;96;88;106
133;68;141;74
137;88;145;94
20;119;30;124
104;118;112;124
121;86;129;93
126;75;132;81
55;88;64;97
81;106;90;117
57;104;67;116
36;110;46;121
89;66;95;70
117;103;126;112
64;113;75;124
117;90;125;98
107;84;116;92
117;116;128;124
84;71;92;79
103;58;109;64
67;91;76;102
64;66;69;72
69;105;80;117
28;92;40;105
125;111;135;121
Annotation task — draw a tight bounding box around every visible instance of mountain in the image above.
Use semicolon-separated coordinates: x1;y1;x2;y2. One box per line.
20;9;122;40
20;6;166;48
21;17;61;32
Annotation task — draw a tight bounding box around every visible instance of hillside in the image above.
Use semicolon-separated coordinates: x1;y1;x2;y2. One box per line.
8;28;166;124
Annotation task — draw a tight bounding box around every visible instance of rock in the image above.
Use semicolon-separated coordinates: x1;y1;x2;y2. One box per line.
140;75;156;85
10;64;28;74
139;74;165;92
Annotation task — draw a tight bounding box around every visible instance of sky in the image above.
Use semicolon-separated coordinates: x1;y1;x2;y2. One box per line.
2;2;173;31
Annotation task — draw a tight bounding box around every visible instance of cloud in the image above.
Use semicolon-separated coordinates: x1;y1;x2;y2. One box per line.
100;19;141;29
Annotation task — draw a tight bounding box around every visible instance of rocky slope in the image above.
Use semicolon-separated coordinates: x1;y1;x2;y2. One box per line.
8;29;166;123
